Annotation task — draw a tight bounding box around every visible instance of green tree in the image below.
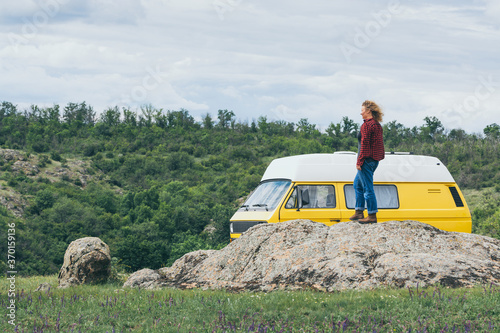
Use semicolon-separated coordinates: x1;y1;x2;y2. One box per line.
296;118;317;138
217;109;235;129
341;116;358;135
421;116;444;140
34;189;56;212
63;102;96;128
100;106;121;127
203;113;214;129
0;101;18;119
484;123;500;139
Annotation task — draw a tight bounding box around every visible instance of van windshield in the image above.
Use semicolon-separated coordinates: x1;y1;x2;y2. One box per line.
242;180;291;211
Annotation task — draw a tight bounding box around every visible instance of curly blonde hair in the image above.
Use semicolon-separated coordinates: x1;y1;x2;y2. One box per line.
362;100;384;123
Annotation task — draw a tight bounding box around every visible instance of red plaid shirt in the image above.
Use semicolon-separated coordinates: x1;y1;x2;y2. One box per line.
357;118;385;167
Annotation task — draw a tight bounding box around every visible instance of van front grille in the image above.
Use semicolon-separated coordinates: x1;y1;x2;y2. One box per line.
231;221;267;234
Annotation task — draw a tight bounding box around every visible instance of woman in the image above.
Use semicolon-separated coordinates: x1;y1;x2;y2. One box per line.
349;100;385;223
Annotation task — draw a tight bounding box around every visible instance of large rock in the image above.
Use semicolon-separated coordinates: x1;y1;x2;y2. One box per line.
123;269;162;289
123;220;500;292
58;237;111;288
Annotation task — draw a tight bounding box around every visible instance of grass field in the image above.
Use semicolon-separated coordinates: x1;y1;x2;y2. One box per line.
1;275;499;332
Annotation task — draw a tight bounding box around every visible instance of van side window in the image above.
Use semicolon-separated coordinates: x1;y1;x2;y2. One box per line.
285;185;336;209
344;185;399;209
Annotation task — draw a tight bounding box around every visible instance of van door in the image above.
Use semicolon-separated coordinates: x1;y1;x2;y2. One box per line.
279;183;342;226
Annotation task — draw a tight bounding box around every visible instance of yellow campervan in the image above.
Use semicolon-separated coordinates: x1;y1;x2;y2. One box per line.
230;152;472;240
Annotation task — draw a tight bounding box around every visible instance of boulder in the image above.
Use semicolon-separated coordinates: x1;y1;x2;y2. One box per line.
123;269;162;289
123;220;500;292
58;237;111;288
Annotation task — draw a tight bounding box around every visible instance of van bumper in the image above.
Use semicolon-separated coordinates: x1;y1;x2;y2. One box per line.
230;221;268;240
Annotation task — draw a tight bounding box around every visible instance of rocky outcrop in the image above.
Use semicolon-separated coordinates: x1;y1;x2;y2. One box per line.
11;160;40;175
58;237;111;288
0;148;101;216
124;220;500;292
0;149;27;162
1;149;39;176
0;192;27;218
0;148;94;186
43;160;93;187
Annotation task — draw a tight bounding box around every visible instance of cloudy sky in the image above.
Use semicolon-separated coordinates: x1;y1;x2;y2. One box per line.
1;0;499;133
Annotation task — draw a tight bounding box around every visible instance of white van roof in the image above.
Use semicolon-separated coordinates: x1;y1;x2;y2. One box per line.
261;152;455;183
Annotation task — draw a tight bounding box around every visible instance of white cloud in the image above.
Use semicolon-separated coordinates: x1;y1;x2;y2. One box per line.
483;0;500;20
220;86;243;99
0;1;39;19
85;0;146;24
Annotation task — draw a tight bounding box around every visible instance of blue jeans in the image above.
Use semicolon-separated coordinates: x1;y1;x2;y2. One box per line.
354;158;379;214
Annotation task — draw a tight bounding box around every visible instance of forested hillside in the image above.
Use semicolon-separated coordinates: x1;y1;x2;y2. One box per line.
1;101;499;276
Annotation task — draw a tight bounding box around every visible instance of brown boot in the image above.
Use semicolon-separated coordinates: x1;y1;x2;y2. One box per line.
349;210;364;221
358;213;377;224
